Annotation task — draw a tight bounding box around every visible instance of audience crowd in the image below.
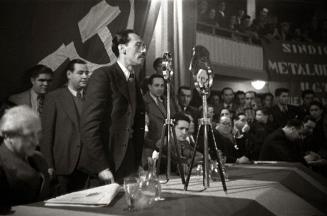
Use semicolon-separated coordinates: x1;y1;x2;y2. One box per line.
197;0;327;44
1;59;327;209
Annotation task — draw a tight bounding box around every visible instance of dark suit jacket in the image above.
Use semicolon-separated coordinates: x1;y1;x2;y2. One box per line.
8;89;32;106
270;105;300;129
40;88;82;175
0;144;50;206
80;62;145;175
144;92;171;150
216;11;227;28
259;129;305;163
176;103;199;120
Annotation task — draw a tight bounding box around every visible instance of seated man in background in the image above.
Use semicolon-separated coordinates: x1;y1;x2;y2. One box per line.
0;106;50;210
299;90;315;119
156;113;202;172
176;86;199;122
8;65;53;115
259;119;305;163
174;113;202;165
214;115;251;164
248;108;274;160
176;86;199;136
233;113;251;164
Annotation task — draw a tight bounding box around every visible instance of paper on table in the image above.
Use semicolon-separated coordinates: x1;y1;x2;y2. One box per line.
45;183;120;207
253;161;278;164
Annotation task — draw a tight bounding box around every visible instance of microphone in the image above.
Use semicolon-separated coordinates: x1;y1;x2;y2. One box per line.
189;45;213;95
162;52;173;80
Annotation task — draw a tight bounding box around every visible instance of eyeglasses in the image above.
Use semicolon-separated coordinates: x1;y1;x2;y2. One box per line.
135;42;146;52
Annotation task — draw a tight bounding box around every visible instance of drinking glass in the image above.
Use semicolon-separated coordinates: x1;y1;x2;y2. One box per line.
123;177;139;212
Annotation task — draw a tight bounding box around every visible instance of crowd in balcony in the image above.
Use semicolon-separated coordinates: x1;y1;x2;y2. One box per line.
197;0;327;44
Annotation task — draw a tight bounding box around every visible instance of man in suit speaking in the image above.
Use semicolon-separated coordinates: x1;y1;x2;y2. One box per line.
80;29;146;184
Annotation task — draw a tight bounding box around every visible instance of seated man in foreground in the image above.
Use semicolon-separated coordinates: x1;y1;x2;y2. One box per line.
0;106;50;210
259;119;305;163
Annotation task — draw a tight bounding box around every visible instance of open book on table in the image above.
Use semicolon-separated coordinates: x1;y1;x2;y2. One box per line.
44;183;121;207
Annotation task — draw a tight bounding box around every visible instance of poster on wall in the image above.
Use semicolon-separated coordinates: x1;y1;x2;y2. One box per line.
262;40;327;105
1;0;158;101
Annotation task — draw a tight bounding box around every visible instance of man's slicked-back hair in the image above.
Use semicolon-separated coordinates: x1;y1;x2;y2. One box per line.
303;115;316;124
178;86;192;95
263;92;274;99
174;112;191;125
310;101;323;110
234;112;246;121
148;74;164;85
285;118;303;130
222;87;233;94
256;107;270;116
275;88;289;97
28;64;53;79
65;59;86;72
112;29;136;57
153;57;163;70
301;89;315;99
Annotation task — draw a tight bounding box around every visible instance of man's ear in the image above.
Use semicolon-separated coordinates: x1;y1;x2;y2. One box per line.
67;70;74;80
118;44;126;55
30;77;35;84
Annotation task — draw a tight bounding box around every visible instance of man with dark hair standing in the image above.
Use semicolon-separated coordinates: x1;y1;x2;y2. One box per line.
41;59;89;194
259;119;305;162
270;88;300;129
8;64;53;115
80;29;146;184
143;74;167;166
176;86;198;121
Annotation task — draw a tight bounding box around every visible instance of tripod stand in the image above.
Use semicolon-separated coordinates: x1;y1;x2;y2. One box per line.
184;94;227;192
156;53;185;184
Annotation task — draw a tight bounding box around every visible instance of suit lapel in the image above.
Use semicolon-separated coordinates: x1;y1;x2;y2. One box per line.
145;93;166;119
112;63;129;101
59;88;79;126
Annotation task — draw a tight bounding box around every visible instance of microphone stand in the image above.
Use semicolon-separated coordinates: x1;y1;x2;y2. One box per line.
184;92;227;192
184;47;227;192
156;52;186;184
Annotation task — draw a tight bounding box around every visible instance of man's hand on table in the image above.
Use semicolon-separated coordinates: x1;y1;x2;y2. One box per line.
98;169;115;184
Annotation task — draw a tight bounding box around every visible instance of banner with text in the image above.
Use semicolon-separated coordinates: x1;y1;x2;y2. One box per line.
263;40;327;104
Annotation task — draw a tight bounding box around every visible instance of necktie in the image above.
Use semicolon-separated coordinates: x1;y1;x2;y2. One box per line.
127;71;136;112
128;72;135;82
76;90;83;100
37;94;45;114
157;97;167;116
281;105;287;113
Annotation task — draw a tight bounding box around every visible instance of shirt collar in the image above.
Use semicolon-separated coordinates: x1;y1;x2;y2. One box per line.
117;60;131;81
149;92;162;104
30;88;38;100
68;86;78;97
67;86;83;97
223;103;232;108
278;103;288;112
